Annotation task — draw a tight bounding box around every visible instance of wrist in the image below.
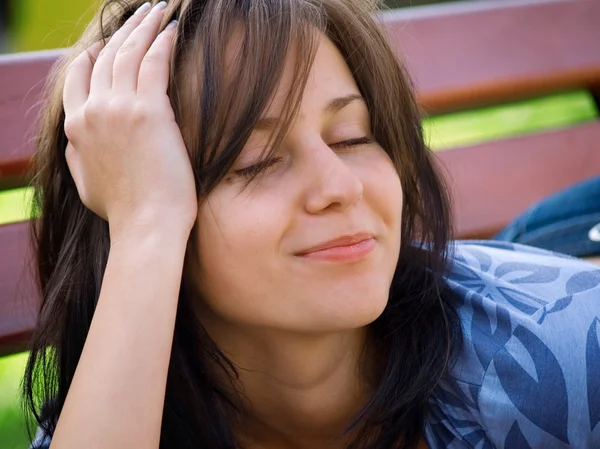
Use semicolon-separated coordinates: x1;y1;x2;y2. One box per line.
109;219;193;253
107;202;197;241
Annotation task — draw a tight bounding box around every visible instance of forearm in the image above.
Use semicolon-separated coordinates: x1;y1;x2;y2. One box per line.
50;226;190;449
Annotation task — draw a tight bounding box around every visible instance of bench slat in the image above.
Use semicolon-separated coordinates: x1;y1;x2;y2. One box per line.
0;221;38;356
382;0;600;113
0;50;67;189
437;120;600;239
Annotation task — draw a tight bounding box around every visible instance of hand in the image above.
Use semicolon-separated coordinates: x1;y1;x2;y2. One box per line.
63;2;197;240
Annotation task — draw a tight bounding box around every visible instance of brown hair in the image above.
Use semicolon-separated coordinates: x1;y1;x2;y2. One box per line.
24;1;462;448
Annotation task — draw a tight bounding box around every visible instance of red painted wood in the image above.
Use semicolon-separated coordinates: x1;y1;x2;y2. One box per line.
437;121;600;239
0;50;68;188
0;221;38;356
382;0;600;113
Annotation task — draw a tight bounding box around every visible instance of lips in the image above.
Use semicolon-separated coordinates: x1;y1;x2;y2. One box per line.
297;233;374;255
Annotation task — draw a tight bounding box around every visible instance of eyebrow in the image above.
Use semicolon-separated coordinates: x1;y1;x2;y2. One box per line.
254;94;365;132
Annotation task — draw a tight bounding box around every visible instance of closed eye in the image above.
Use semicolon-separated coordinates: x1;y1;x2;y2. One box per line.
234;137;373;179
330;137;373;149
234;157;283;179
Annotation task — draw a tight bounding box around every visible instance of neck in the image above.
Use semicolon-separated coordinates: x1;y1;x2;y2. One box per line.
200;315;373;448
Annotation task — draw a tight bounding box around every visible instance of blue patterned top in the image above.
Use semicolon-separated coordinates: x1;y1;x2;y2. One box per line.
426;241;600;448
30;241;600;448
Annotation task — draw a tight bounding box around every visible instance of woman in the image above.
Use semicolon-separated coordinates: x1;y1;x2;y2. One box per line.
23;0;600;448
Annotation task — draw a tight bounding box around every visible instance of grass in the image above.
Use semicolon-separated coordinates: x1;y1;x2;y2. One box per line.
0;90;598;448
0;188;35;225
0;353;35;449
10;0;97;52
423;90;599;150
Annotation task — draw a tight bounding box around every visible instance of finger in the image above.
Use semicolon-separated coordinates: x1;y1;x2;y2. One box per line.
112;2;171;95
137;20;178;98
89;2;153;95
63;41;105;115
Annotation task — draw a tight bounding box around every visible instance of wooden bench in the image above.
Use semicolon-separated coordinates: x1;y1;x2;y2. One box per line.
1;0;599;357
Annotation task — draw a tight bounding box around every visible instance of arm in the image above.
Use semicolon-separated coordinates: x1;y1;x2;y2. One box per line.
49;3;197;448
50;226;190;449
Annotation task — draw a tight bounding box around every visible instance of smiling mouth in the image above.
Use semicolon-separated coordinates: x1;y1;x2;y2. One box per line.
297;235;376;263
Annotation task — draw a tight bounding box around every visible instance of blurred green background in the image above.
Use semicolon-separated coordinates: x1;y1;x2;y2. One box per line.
0;0;598;448
7;0;97;52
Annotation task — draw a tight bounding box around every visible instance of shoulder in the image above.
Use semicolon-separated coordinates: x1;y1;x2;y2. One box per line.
425;241;600;448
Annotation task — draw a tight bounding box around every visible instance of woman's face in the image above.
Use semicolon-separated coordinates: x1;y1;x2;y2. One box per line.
192;33;403;333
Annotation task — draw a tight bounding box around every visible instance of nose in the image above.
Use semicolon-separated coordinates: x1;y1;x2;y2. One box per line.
303;143;364;214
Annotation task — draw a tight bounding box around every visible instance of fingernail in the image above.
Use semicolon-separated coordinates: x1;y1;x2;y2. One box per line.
134;2;151;15
152;1;168;12
166;20;178;30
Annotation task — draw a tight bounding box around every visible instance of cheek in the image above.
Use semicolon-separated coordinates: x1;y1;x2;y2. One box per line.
192;191;288;319
197;190;276;250
361;150;403;234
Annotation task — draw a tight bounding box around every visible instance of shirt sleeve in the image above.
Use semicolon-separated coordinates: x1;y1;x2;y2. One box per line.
426;241;600;449
29;426;51;449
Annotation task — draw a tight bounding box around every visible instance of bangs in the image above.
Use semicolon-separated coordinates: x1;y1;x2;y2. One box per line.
170;0;324;195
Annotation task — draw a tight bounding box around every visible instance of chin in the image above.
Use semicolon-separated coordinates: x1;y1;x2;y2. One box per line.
299;278;391;332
